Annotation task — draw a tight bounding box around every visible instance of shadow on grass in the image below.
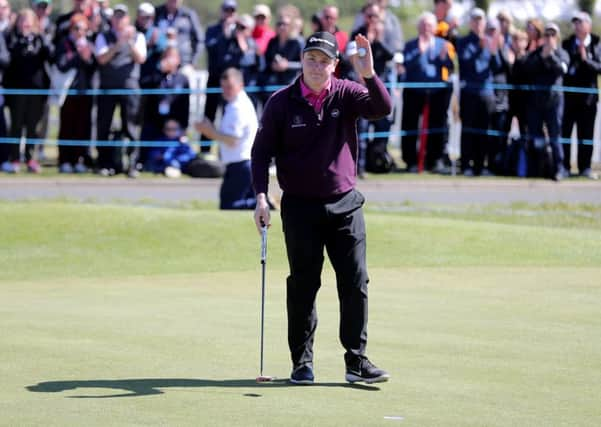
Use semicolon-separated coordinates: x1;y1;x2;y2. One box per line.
26;378;380;398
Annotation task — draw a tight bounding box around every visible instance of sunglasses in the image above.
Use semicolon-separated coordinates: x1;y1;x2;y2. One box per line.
277;21;289;27
222;7;235;13
544;31;557;37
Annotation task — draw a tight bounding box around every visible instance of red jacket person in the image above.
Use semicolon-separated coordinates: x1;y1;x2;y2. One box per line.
251;31;392;384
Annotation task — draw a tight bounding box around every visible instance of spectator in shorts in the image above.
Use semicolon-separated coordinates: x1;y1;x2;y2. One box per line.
561;11;601;180
195;68;258;210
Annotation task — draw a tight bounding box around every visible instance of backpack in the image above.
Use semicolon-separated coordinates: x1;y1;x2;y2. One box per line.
182;157;225;178
365;142;394;174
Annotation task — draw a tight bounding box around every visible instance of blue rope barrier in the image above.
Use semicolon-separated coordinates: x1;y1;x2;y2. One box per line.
0;81;599;95
0;137;216;148
0;126;594;147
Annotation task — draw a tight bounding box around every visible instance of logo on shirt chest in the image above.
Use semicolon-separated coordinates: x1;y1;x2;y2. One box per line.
291;115;307;128
331;108;340;118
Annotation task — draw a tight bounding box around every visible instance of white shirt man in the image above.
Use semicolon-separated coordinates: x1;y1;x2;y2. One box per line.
218;89;257;165
195;67;258;209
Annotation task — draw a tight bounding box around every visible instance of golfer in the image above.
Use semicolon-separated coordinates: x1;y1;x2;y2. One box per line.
251;31;391;384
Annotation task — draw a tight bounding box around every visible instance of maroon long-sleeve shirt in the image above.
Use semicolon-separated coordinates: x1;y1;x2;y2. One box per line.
251;74;392;199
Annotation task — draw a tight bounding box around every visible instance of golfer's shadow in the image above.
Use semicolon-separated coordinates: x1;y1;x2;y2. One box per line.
26;378;380;398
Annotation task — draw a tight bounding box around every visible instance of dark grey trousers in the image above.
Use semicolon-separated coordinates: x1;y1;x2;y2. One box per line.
280;189;369;369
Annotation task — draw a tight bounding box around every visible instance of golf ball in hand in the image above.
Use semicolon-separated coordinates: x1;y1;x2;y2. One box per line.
358;47;367;57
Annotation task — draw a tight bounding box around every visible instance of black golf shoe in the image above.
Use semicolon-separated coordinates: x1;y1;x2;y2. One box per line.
290;365;314;385
345;357;390;384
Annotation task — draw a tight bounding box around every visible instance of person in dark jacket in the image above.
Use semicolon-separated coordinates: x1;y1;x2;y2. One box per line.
486;18;511;175
0;27;11;172
456;8;502;176
401;11;454;173
524;22;569;181
154;0;202;67
350;2;394;175
506;29;529;137
53;0;92;47
260;13;303;99
561;11;601;180
4;8;52;173
139;46;189;169
94;4;147;176
251;32;391;386
54;13;95;173
203;0;239;152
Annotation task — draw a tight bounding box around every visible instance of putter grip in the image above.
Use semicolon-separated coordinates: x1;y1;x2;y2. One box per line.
260;227;267;264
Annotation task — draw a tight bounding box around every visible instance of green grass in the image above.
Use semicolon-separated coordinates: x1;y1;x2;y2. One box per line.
1;201;601;426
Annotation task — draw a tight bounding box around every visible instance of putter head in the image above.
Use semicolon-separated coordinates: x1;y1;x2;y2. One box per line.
256;375;275;383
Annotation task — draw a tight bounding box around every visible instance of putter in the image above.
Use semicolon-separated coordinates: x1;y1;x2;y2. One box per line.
256;225;275;383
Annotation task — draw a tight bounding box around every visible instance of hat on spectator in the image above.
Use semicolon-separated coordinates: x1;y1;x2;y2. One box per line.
486;18;500;31
572;11;592;24
221;0;237;10
470;8;486;20
496;10;512;23
32;0;51;6
303;31;339;59
237;14;254;30
113;3;128;15
545;22;560;34
252;4;271;18
138;2;155;16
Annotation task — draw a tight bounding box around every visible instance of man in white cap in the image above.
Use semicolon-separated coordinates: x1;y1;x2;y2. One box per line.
560;11;601;179
137;2;168;81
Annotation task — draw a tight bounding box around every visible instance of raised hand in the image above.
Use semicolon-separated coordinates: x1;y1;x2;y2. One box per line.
352;34;375;79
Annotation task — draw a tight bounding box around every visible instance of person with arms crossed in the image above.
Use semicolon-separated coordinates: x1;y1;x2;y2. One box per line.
196;67;257;210
251;32;392;385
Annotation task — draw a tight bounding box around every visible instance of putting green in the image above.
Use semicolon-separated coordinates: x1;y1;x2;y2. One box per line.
1;202;600;426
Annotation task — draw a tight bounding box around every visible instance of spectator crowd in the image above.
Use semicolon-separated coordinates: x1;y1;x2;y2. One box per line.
0;0;599;183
